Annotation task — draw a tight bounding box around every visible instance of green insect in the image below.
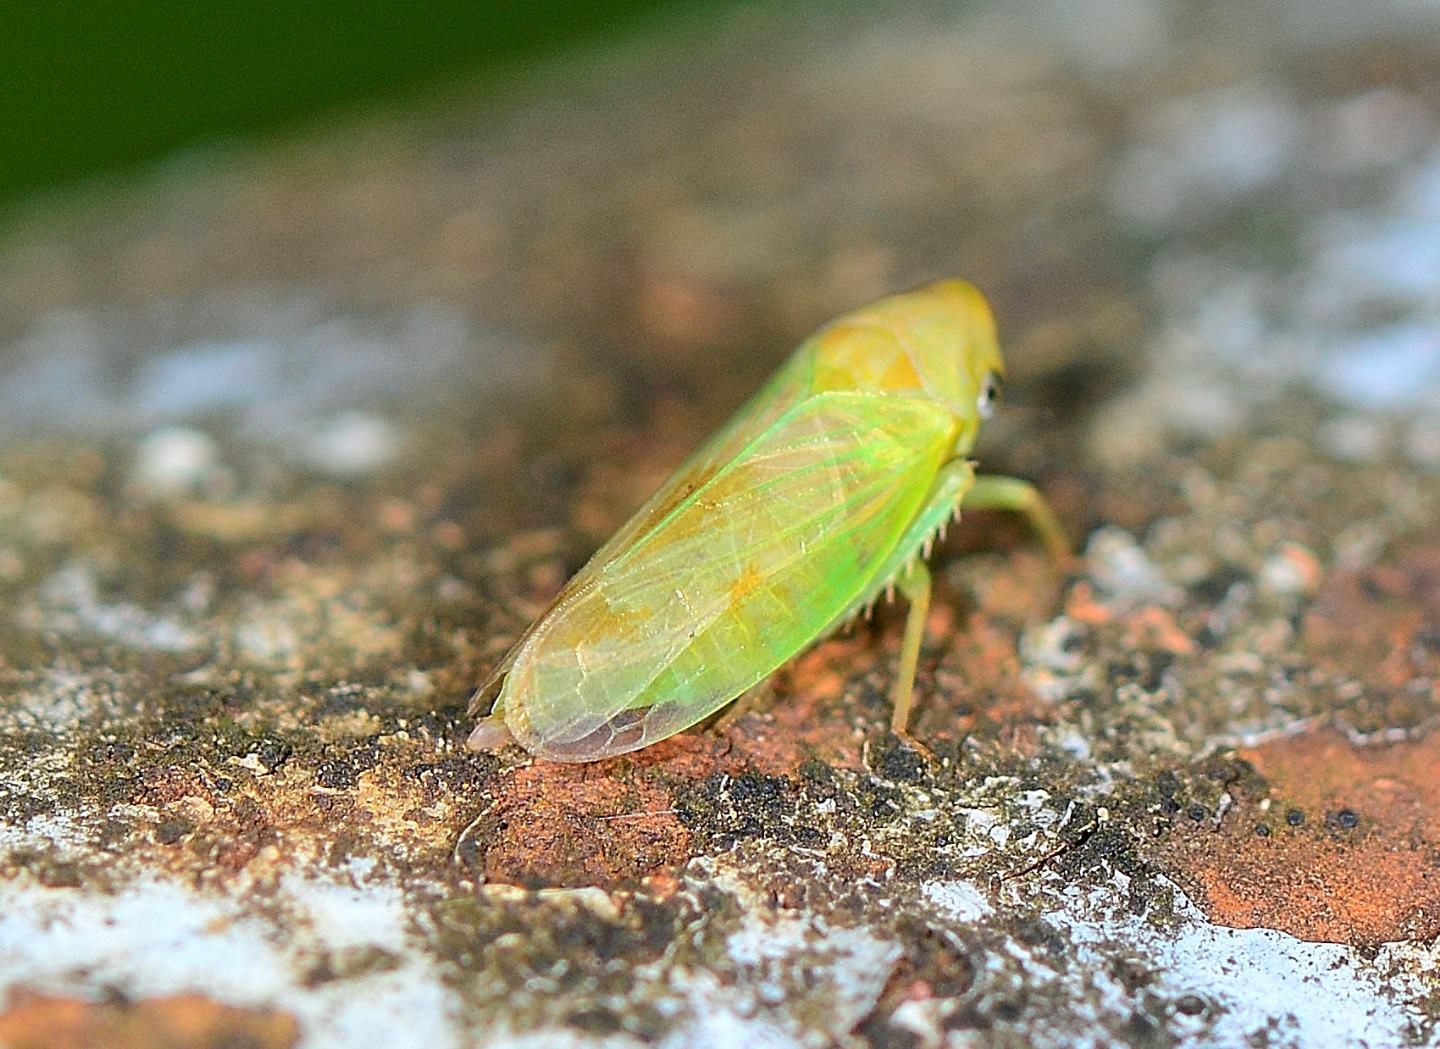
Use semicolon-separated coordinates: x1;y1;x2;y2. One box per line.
468;279;1069;761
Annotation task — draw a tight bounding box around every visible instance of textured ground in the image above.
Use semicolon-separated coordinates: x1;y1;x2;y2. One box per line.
2;1;1440;1046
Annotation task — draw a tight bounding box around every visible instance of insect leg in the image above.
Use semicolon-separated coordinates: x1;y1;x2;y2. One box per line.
890;558;931;736
961;475;1072;562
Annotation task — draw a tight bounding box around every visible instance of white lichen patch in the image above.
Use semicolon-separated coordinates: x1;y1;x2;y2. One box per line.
921;880;991;923
1110;85;1303;225
232;575;407;672
716;868;903;1037
1038;876;1434;1049
1093;67;1440;470
0;811;91;854
297;412;404;476
4;669;115;734
0;866;461;1049
1084;528;1182;607
0;301;497;450
130;426;225;497
19;563;207;653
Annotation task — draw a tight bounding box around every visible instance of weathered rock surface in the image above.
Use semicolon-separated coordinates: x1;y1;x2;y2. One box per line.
2;1;1439;1046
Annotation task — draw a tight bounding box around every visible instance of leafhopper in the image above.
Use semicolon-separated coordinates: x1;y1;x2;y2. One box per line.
468;280;1068;761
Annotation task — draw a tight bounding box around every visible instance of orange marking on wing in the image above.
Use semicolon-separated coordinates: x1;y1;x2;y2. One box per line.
727;562;767;611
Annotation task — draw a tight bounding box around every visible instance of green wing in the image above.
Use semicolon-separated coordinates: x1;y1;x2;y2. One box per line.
501;390;955;760
470;348;815;711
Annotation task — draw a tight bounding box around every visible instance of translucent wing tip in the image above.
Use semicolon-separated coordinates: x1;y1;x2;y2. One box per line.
466;714;515;753
467;672;502;716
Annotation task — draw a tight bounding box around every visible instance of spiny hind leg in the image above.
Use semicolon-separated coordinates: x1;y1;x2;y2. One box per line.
864;459;974;744
962;474;1072;563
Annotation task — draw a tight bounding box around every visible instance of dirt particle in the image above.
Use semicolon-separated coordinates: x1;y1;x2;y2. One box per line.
154;818;194;845
868;735;927;783
1175;994;1208;1017
315;760;358;790
250;736;293;772
1325;808;1360;831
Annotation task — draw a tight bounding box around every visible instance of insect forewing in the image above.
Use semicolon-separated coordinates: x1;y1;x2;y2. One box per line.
503;391;954;759
469;351;817;712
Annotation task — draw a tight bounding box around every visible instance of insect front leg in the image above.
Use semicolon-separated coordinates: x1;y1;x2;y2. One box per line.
961;475;1072;563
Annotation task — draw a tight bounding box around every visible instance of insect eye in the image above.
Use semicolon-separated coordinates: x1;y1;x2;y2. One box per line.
977;372;1003;419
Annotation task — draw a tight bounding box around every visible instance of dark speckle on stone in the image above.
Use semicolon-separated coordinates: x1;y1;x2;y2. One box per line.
567;1007;624;1036
798;758;836;793
1014;916;1066;957
1175;994;1208;1017
855;1012;923;1049
1286;809;1306;827
858;779;904;823
407;754;495;796
90;742;135;764
155;819;193;845
251;736;293;772
1326;809;1360;831
870;735;926;782
315;760;358;790
1156;771;1181;798
36;863;84;889
992;998;1025;1023
730;772;787;810
1125;1009;1162;1046
1192;565;1251;604
1140;652;1175;692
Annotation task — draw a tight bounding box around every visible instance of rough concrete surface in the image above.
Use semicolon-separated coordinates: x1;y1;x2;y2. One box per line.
2;1;1439;1046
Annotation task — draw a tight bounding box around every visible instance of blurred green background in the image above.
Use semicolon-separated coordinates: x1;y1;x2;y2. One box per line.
2;0;735;206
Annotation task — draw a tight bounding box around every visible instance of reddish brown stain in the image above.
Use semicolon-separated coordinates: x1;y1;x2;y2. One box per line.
472;667;874;887
0;991;299;1049
475;735;730;887
743;636;877;774
1159;727;1440;947
1304;545;1440;722
1124;606;1196;656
